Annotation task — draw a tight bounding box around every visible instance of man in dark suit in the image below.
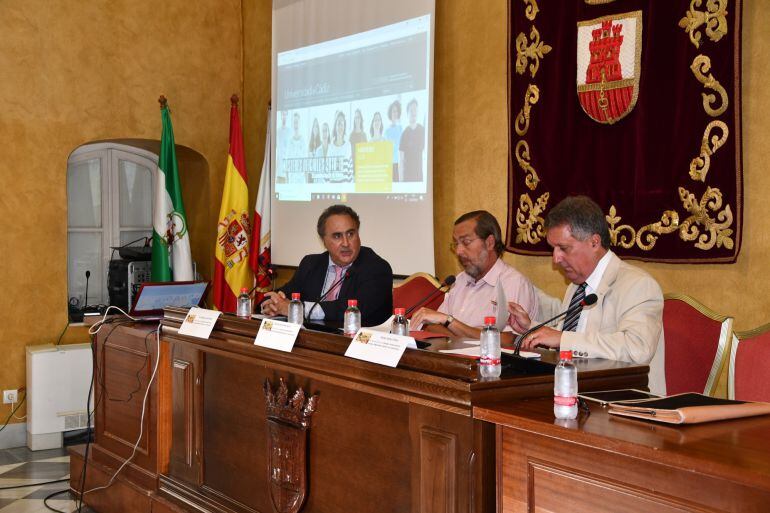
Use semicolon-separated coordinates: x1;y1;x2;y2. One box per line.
261;204;393;325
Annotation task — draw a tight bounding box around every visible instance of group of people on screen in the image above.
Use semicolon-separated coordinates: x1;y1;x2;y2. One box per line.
277;98;425;183
260;197;666;396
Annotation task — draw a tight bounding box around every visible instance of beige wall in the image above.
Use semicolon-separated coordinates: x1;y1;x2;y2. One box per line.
0;0;245;415
1;0;767;421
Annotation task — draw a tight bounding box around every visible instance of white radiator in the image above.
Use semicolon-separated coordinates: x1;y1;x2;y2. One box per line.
26;343;93;450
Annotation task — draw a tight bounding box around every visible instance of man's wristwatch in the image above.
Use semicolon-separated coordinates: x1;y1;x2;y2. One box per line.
443;315;454;328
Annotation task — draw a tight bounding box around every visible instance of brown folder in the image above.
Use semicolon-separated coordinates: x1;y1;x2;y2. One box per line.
607;393;770;424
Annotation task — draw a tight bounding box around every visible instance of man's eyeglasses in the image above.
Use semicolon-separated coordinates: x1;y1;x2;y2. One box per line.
449;237;480;252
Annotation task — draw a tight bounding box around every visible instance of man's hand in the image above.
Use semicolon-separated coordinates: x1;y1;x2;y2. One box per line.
519;326;561;350
261;291;289;316
507;302;532;333
410;307;450;330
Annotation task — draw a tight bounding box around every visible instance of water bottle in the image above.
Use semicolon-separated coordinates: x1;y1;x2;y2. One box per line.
554;350;578;420
287;292;304;325
479;316;501;378
391;308;409;336
343;299;361;335
236;287;252;318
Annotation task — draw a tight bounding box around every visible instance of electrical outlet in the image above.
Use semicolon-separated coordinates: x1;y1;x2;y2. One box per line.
3;390;18;404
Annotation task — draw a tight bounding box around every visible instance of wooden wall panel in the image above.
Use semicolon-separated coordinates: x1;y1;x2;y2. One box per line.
167;343;201;484
419;427;457;513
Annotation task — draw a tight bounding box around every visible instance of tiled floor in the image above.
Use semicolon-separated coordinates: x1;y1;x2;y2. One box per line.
0;446;94;513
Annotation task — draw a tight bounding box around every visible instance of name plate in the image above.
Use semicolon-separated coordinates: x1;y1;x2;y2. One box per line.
254;319;301;352
344;329;409;367
178;307;222;339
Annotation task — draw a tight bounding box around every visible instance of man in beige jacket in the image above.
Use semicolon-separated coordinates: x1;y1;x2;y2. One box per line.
508;196;666;395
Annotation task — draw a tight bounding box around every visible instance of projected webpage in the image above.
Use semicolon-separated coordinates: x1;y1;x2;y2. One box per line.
275;15;430;202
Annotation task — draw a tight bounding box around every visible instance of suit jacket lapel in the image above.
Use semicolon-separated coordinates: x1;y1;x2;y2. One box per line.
584;252;620;333
311;253;330;300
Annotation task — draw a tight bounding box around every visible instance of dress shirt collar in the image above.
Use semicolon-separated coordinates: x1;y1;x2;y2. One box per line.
467;257;505;287
327;255;352;272
584;249;613;295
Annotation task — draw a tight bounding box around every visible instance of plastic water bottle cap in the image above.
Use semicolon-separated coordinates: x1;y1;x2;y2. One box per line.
240;287;248;293
394;308;405;315
292;292;300;300
559;350;573;360
347;299;358;307
484;316;496;325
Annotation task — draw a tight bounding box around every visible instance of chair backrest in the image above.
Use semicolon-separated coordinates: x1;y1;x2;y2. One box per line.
729;322;770;401
392;273;445;319
663;293;733;396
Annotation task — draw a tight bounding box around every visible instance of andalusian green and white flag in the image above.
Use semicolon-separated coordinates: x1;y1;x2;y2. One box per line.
151;101;194;281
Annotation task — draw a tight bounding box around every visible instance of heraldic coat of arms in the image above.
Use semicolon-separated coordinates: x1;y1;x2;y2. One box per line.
264;378;319;513
577;11;643;124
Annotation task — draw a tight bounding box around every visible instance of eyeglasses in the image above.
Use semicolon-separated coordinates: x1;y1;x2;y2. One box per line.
449;237;480;252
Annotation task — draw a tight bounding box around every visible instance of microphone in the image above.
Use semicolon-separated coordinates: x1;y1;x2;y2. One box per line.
513;293;598;356
84;270;91;310
249;265;278;297
305;269;353;320
404;275;456;316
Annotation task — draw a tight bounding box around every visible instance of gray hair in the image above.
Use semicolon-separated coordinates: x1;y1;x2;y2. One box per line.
545;196;610;249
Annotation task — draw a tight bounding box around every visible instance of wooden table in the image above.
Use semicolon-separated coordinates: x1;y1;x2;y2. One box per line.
474;398;770;513
69;308;649;513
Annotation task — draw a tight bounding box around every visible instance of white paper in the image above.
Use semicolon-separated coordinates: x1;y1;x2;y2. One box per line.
495;277;508;331
366;315;394;332
178;307;222;339
439;346;541;359
344;329;409;367
502;348;541;359
254;319;301;352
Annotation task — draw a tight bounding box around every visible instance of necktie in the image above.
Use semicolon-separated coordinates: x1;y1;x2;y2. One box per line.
327;265;344;300
562;283;587;332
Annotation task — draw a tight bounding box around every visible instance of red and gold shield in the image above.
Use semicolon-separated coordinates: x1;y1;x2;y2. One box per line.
577;11;642;124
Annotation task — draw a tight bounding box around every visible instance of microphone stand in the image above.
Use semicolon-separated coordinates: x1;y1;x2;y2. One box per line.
83;270;91;312
513;294;598;356
305;269;351;320
404;276;456;317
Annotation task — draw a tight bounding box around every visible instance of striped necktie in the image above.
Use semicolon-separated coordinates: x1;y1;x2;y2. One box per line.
562;283;587;332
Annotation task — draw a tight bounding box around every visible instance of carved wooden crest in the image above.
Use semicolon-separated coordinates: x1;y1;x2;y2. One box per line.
263;378;319;513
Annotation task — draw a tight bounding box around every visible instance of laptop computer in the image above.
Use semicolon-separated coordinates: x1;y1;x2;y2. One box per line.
129;281;210;320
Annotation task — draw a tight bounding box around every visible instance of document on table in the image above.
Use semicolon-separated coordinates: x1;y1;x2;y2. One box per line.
439;345;541;359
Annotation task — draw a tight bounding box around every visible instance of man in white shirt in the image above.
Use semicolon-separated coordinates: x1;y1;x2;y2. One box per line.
411;210;538;340
508;196;666;395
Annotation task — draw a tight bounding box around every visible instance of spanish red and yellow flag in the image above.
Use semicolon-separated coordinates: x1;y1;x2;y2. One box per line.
213;96;252;312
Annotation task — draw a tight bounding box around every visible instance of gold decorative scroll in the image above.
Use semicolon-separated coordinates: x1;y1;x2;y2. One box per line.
515;84;540;136
515;140;540;190
690;55;729;116
516;192;549;244
678;0;729;48
607;206;679;251
515;26;552;78
679;186;734;250
523;0;539;21
689;120;729;182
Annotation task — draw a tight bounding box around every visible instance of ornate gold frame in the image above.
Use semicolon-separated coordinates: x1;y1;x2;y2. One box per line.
393;272;443;290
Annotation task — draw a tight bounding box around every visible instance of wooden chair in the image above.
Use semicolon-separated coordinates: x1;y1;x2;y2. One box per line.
392;272;445;319
728;322;770;401
663;293;733;396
